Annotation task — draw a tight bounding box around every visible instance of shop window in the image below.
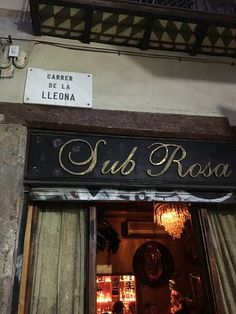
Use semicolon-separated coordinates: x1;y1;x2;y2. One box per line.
97;275;136;313
95;202;207;314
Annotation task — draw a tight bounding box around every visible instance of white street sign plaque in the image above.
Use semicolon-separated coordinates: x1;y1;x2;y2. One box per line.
24;68;92;108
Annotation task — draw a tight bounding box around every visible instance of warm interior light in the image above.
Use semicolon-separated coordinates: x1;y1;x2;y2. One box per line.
153;203;191;239
97;295;112;303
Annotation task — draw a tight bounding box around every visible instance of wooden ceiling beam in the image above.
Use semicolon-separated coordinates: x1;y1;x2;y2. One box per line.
82;7;93;44
29;0;41;35
139;16;155;50
190;23;210;56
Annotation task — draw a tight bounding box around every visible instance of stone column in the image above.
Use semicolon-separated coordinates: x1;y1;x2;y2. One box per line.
0;123;27;314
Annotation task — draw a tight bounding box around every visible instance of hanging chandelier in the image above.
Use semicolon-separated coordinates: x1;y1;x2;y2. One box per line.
153;203;191;239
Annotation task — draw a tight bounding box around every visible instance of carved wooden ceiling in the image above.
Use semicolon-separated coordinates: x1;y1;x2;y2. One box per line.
30;0;236;57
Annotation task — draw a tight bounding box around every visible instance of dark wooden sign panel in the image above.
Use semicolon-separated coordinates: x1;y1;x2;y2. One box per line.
25;130;236;190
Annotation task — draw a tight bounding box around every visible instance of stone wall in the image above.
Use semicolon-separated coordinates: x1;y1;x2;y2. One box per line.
0;123;27;314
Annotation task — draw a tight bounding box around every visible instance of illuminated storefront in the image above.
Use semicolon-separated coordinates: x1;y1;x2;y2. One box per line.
16;127;236;314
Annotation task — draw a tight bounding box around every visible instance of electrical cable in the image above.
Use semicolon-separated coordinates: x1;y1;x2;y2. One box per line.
13;42;38;69
1;35;235;67
0;42;13;69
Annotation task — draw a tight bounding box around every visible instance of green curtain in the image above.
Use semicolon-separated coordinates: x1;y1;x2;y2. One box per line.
207;208;236;314
29;206;88;314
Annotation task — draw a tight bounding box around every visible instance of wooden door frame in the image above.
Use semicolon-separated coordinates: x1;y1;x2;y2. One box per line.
18;205;39;314
88;206;97;314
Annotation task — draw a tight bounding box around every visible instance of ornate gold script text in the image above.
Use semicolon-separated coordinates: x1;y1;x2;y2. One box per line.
59;139;137;176
147;143;232;178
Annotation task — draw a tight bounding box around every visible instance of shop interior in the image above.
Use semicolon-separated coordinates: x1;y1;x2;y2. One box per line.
96;202;205;314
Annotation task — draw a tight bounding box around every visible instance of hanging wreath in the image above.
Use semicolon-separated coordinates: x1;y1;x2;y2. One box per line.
97;220;121;254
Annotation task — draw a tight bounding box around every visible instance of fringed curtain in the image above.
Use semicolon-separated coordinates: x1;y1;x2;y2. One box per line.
207;208;236;314
29;207;88;314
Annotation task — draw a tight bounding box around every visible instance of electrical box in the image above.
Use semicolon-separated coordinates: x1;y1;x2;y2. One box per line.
9;45;20;57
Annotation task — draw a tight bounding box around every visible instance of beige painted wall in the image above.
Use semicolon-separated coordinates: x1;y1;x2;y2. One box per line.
0;39;236;123
1;2;236;123
0;0;27;11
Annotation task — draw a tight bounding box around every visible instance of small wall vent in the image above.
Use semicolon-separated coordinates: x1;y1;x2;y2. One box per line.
121;220;167;238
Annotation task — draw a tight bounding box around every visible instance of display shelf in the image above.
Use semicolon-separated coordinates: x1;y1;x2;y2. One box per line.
96;275;136;314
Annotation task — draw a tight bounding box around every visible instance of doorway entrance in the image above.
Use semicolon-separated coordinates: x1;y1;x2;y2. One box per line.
19;200;208;314
95;201;205;314
21;125;236;314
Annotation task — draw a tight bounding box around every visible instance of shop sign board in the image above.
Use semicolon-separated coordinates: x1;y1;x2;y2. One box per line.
24;68;92;108
25;130;236;190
